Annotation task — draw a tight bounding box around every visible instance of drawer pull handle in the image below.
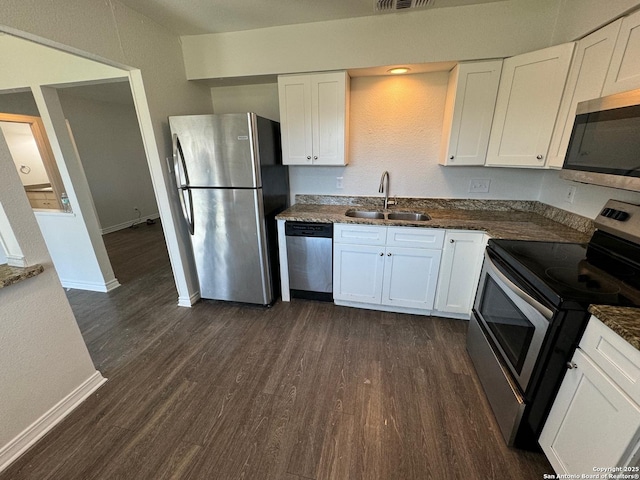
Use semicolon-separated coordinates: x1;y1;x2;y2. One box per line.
566;362;577;370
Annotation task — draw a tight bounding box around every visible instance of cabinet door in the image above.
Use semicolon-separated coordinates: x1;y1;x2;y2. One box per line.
440;60;503;166
540;348;640;475
381;246;442;310
310;72;349;166
434;231;486;316
333;243;384;304
278;75;313;165
547;20;622;169
486;43;575;168
603;10;640;96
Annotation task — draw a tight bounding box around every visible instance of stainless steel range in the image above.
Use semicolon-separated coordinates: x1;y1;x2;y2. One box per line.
468;199;640;449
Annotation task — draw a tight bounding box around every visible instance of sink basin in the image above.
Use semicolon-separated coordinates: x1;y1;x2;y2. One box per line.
387;212;431;221
345;209;385;219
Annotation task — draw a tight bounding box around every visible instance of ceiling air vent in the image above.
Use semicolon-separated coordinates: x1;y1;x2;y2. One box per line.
374;0;435;13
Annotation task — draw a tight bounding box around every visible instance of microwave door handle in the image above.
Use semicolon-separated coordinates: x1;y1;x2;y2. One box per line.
487;256;554;321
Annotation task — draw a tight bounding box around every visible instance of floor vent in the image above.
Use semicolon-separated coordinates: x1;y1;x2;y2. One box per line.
374;0;435;13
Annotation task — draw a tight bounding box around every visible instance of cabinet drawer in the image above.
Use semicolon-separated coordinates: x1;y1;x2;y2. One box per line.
580;315;640;405
385;227;445;249
334;223;386;245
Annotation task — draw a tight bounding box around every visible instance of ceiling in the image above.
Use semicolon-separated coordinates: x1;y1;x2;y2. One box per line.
117;0;506;35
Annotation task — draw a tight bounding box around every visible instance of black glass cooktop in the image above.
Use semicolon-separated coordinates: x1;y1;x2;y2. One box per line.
488;238;640;310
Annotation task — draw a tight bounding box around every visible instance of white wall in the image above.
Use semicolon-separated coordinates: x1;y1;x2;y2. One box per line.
0;129;102;471
211;83;280;121
216;73;547;200
0;34;123;292
182;0;561;81
58;89;158;233
551;0;640;44
2;0;215;306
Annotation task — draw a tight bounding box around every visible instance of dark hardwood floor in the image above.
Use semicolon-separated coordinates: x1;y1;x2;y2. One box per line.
1;221;554;479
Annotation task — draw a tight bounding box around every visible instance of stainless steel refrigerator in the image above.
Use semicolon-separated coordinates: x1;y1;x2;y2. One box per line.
169;113;289;305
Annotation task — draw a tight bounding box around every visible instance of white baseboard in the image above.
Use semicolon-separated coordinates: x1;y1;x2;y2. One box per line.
0;371;107;473
6;255;26;268
104;278;121;292
60;278;120;292
178;290;200;307
101;213;160;235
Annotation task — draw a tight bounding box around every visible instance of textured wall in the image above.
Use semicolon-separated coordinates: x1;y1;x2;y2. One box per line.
182;0;560;80
0;130;98;452
59;91;158;232
289;72;546;201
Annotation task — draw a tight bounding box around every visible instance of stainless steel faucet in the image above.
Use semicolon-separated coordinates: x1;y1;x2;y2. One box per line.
379;171;390;209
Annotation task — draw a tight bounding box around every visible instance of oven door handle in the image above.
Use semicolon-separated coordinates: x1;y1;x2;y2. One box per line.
487;253;555;321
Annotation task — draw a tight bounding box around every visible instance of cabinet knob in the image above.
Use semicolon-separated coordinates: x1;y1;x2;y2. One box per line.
307;156;312;160
450;239;455;243
449;155;454;160
313;156;318;160
566;361;577;370
536;154;543;160
379;252;384;256
387;252;392;256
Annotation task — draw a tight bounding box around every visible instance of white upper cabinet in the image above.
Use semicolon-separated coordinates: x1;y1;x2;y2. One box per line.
547;20;622;169
439;60;503;166
485;43;575;168
278;71;350;166
603;10;640;96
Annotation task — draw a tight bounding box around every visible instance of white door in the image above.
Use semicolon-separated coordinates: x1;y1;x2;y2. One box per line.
434;231;486;316
381;246;442;310
278;75;313;165
547;20;622;168
540;348;640;476
440;60;503;166
486;43;575;167
310;71;348;165
333;243;385;304
603;10;640;96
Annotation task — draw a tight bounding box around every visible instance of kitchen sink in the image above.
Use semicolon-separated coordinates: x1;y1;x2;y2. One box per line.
344;209;430;221
387;212;431;221
345;209;385;219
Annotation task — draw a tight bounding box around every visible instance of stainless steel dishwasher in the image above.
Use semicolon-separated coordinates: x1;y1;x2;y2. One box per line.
285;221;333;301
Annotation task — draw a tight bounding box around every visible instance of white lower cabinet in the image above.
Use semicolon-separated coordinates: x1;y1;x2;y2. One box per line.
333;224;444;314
333;243;385;304
540;316;640;475
434;231;487;318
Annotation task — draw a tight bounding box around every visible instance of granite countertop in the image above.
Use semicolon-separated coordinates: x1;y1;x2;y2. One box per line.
276;197;592;243
589;305;640;351
278;195;640;350
0;263;44;289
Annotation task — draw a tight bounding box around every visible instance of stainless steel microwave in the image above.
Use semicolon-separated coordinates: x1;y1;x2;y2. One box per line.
561;89;640;191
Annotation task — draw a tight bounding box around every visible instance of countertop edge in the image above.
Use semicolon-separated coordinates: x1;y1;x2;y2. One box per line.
0;264;45;289
588;305;640;351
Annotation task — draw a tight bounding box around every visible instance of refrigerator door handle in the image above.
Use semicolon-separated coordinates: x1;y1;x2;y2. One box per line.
173;134;195;234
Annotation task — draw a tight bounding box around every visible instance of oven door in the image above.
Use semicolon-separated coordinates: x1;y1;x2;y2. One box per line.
473;250;555;392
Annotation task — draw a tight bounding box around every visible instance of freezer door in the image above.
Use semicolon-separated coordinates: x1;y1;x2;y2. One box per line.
190;188;272;304
169;113;261;188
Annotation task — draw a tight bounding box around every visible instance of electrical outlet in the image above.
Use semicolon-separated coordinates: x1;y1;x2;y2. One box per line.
565;185;577;204
336;176;344;189
469;178;491;193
